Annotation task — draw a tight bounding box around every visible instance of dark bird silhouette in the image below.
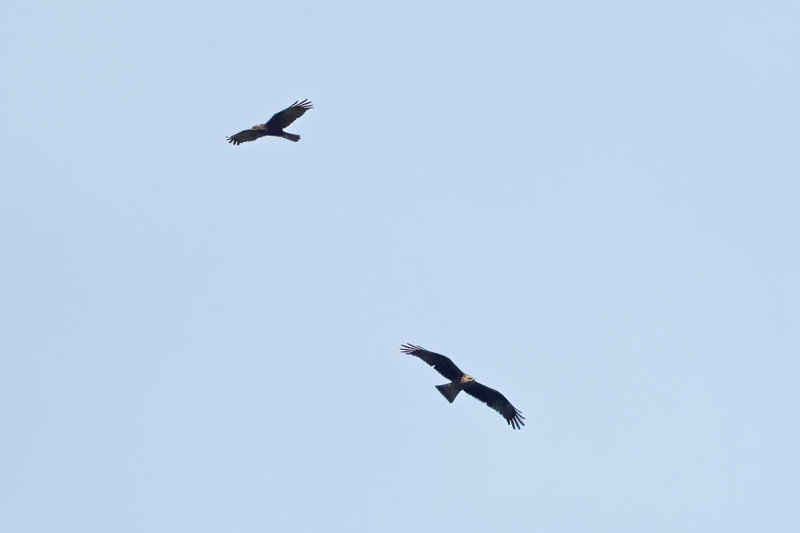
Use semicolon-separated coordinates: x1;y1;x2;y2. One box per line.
400;343;525;429
227;99;313;145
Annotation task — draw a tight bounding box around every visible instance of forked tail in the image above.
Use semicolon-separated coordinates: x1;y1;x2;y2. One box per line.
282;132;301;142
436;382;461;403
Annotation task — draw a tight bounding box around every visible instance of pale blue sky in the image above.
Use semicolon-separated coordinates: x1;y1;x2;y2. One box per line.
1;1;798;532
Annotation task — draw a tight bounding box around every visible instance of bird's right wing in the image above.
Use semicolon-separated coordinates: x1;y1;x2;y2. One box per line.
463;382;525;429
400;344;464;381
265;99;313;129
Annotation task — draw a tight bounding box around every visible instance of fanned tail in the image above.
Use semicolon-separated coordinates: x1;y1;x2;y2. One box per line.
435;382;461;403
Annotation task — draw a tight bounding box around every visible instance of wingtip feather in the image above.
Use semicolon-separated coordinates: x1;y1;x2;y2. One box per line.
400;343;424;354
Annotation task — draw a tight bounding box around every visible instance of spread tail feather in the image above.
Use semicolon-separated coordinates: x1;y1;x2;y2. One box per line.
436;382;461;403
282;132;300;142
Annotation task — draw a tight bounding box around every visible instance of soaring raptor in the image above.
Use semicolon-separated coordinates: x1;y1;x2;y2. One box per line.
227;99;313;145
400;344;525;429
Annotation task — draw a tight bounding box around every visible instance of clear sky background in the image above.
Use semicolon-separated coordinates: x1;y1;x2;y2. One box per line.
1;1;798;532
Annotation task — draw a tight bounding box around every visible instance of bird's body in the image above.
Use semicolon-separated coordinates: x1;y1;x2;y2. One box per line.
400;343;525;429
227;99;313;145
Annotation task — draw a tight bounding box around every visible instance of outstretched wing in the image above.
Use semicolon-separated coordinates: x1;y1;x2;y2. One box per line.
227;126;268;145
463;381;525;429
400;344;465;382
265;99;313;130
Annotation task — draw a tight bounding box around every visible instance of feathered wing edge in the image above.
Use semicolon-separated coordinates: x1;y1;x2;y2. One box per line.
226;128;267;145
400;343;465;382
464;381;526;429
268;99;314;129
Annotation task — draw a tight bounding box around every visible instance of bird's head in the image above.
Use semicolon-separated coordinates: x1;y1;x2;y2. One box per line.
461;374;475;383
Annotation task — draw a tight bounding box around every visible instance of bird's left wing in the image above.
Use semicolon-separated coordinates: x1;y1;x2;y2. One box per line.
227;127;267;145
463;381;525;429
